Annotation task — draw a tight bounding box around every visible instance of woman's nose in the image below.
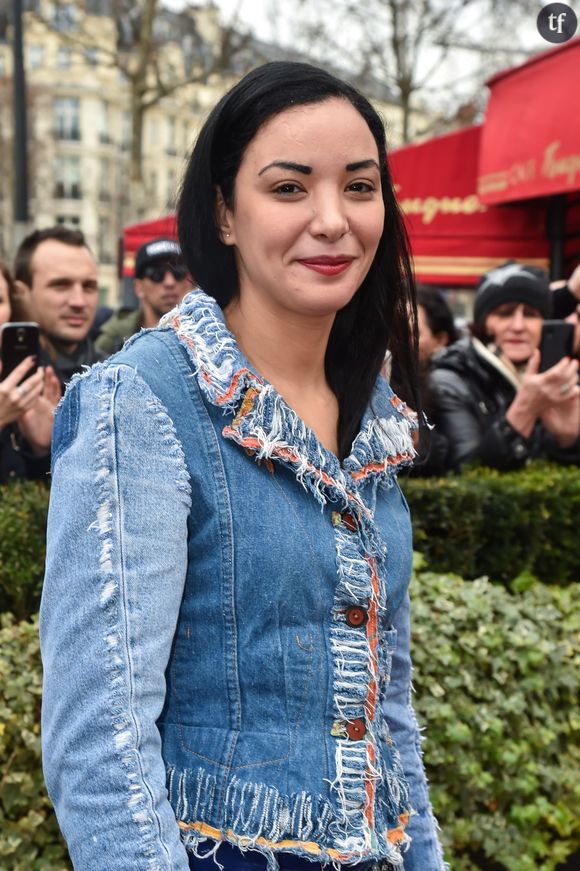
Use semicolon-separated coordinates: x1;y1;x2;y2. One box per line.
511;306;526;329
309;192;350;240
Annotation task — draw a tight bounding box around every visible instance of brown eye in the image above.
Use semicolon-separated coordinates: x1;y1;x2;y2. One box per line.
273;183;303;195
495;304;518;318
523;306;542;319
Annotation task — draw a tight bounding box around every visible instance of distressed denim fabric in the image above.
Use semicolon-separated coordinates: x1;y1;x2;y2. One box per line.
40;291;446;871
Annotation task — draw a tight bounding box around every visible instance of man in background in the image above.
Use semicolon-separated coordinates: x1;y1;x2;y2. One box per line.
13;226;104;389
95;238;191;356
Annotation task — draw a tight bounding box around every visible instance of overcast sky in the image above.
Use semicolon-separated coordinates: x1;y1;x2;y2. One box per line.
166;0;554;110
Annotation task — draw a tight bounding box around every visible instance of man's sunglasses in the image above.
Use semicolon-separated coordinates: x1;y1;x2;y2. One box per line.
141;263;188;283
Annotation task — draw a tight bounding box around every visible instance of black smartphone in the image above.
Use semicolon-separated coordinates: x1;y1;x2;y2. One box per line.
0;322;40;382
539;320;574;373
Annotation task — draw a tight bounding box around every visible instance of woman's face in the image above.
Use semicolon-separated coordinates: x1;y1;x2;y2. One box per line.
0;271;12;330
484;302;543;364
219;98;385;320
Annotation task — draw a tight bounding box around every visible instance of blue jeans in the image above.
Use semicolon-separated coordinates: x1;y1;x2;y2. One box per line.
188;841;375;871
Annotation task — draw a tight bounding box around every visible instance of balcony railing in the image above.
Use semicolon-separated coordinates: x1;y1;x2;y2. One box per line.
55;127;81;142
54;183;82;199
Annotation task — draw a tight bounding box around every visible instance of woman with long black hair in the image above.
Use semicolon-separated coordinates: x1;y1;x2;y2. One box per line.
40;62;445;871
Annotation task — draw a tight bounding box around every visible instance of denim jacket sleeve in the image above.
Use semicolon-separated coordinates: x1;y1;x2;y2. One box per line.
382;593;447;870
40;364;192;870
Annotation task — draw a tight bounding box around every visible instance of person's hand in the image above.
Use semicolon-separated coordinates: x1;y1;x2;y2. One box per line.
535;353;580;447
506;351;579;439
0;357;45;429
42;366;62;410
18;366;62;455
522;350;578;403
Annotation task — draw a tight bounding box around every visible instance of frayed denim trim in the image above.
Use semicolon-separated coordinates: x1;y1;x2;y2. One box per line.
160;291;416;494
343;414;416;485
167;766;407;870
328;520;411;860
223;385;359;511
91;365;191;869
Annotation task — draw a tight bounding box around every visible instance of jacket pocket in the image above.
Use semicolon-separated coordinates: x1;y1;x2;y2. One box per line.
228;626;315;771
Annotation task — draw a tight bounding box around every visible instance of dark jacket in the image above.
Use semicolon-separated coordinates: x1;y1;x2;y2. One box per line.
430;337;580;471
39;336;106;392
0;424;50;484
94;308;143;357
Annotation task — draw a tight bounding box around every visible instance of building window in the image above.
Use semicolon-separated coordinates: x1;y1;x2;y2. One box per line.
98;216;113;263
54;156;82;199
54;97;81;141
53;3;76;32
28;44;44;69
56;214;81;228
84;47;98;66
149;169;158;199
166;169;176;208
99;157;111;200
57;47;72;70
182;120;189;152
149;118;160;146
166;117;177;155
98;101;111;144
121;111;131;151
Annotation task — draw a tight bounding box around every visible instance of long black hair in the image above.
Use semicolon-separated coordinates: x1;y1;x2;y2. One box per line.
177;61;419;459
416;285;459;347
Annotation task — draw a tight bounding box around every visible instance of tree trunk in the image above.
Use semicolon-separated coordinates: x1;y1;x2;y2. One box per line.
129;92;147;221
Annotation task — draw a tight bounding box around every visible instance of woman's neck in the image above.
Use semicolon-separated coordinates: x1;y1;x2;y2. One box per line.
224;293;340;456
224;295;334;394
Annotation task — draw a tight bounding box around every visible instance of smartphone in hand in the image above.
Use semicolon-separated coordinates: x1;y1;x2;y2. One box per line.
539;320;574;373
0;322;40;382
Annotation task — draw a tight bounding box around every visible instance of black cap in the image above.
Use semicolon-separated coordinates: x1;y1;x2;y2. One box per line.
474;261;552;325
134;238;182;278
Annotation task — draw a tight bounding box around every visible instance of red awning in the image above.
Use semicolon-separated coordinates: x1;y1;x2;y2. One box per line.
121;215;178;277
389;125;549;286
478;38;580;205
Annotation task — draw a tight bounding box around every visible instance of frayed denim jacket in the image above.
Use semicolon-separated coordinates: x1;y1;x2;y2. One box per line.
40;291;445;871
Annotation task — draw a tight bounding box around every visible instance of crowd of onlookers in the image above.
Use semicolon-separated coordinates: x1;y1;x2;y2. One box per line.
1;227;579;485
412;262;580;473
0;226;192;484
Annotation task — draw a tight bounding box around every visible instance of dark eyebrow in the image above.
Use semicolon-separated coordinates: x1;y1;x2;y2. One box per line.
259;161;312;176
346;159;380;172
46;277;74;286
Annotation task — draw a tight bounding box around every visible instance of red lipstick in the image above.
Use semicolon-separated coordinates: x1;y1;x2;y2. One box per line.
299;256;354;276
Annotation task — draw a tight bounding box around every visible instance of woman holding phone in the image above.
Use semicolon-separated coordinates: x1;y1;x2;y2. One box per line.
0;259;60;483
430;261;580;471
40;63;446;871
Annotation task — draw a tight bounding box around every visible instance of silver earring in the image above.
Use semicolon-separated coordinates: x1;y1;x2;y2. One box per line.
225;233;231;238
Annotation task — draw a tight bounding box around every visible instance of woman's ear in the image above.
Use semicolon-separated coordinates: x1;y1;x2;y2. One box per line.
215;187;235;245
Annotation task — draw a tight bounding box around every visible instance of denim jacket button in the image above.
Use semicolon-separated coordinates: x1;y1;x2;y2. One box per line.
345;606;368;628
346;718;366;741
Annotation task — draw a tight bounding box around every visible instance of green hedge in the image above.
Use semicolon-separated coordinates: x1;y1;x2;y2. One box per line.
0;481;49;621
402;462;580;585
1;569;578;870
1;465;577;618
411;557;580;870
0;614;70;870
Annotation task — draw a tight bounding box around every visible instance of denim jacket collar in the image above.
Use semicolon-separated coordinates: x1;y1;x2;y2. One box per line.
161;290;416;510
